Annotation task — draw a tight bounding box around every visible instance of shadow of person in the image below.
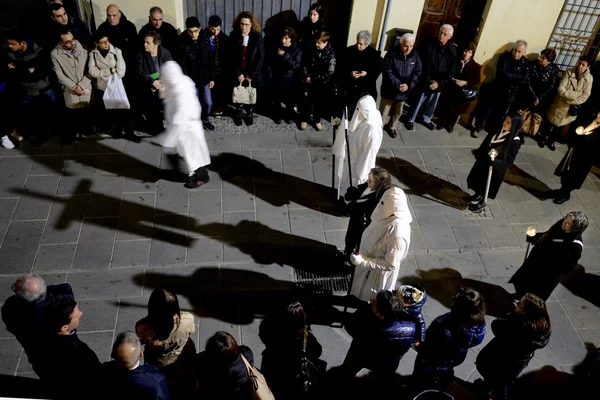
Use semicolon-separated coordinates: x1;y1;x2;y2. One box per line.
505;164;553;200
560;265;600;307
377;157;468;210
13;179;193;247
0;374;50;399
208;152;345;215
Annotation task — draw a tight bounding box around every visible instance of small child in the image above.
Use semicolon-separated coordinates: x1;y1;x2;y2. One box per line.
397;284;427;347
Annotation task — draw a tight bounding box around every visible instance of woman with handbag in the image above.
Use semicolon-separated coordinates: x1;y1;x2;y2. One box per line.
539;55;593;151
435;42;481;133
230;11;264;126
88;32;140;143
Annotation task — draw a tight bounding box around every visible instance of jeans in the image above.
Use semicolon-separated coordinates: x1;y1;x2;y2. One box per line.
198;83;212;122
408;90;441;123
19;89;57;135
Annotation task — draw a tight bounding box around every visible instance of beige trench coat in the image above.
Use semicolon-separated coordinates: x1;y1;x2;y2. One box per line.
88;44;126;91
547;68;593;127
51;41;92;108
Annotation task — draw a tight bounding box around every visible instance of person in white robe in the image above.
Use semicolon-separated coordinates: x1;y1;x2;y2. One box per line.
332;94;383;196
155;61;211;188
349;186;412;302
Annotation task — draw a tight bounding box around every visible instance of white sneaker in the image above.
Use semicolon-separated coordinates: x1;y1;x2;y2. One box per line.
1;135;15;149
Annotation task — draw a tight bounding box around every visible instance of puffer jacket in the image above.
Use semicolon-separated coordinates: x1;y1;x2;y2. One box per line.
302;42;336;88
268;42;302;90
398;284;428;343
526;61;559;111
88;44;126;91
50;41;92;108
6;40;52;97
547;67;593;127
380;46;422;102
415;312;486;372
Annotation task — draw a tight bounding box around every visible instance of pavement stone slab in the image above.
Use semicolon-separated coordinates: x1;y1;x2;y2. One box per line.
0;220;45;274
33;243;76;273
0;339;22;375
451;226;490;251
112;240;151;268
546;301;588;366
41;195;88;244
413;205;458;252
67;269;143;300
72;241;114;271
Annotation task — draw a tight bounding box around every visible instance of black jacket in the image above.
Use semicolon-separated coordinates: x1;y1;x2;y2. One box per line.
342;44;381;100
302;42;336;88
203;29;232;78
180;31;214;86
6;40;52;97
97;14;138;64
139;22;181;60
194;346;255;400
136;47;173;88
230;30;265;87
494;51;530;106
102;361;170;400
268;42;302;90
418;39;458;92
555;118;600;190
47;17;93;51
380;47;422;102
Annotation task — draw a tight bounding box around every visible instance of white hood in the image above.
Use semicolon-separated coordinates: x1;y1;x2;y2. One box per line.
370;186;412;224
349;95;382;132
159;61;196;99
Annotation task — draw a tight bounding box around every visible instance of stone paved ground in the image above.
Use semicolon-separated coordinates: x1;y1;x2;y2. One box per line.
1;114;600;398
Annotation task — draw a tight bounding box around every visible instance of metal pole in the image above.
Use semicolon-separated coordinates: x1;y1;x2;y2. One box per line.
344;106;353;187
378;0;393;52
523;242;531;263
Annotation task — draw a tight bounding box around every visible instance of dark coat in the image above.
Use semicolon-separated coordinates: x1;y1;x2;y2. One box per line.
44;333;102;400
476;314;550;384
344;182;381;254
493;51;529;109
414;312;486;374
1;283;75;378
194;345;254;400
102;362;170;400
380;47;422;102
48;16;93;51
268;42;302;90
302;42;336;89
342;45;381;100
139;22;181;60
525;61;559;114
509;219;584;301
230;30;265;87
467;124;523;199
344;303;416;372
418;39;458;92
6;40;52;97
297;18;325;58
203;29;232;79
179;31;214;87
442;57;481;100
554;114;600;190
400;286;428;344
97;15;138;66
136;47;173;89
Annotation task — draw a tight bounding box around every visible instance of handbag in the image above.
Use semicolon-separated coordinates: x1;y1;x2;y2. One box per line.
232;81;257;105
103;73;130;109
241;354;275;400
518;109;542;136
461;86;478;102
293;330;326;398
569;104;581;116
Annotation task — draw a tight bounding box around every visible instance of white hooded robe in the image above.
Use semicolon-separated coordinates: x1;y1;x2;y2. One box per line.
350;186;412;301
154;61;211;174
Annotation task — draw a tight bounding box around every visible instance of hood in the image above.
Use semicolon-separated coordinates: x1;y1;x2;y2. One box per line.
370;187;412;224
349;95;382;132
159;61;196;99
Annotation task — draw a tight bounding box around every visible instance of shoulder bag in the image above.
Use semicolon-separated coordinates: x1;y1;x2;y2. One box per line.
241;354;275;400
461;86;478;102
232;81;257;105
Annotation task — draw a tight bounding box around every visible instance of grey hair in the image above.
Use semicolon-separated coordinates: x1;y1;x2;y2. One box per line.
568;211;589;235
515;39;528;49
112;331;142;369
14;274;47;303
149;6;163;15
356;30;372;46
370;167;392;196
440;24;454;36
399;33;416;45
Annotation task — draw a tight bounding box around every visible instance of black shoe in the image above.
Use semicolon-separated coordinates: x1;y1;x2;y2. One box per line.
553;193;571;204
547;142;556;151
446;124;454;133
424;121;435;130
243;116;253;126
404;121;414;130
468;200;486;213
203;121;215;131
384;125;397;138
436;123;444;130
537;138;545;148
471;128;481;138
465;193;483;203
233;116;243;126
184;174;209;189
125;132;142;143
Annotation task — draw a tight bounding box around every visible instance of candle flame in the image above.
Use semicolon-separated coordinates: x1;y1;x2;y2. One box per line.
526;226;536;236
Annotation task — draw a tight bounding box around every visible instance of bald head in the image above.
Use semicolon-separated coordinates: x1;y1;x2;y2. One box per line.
112;331;142;369
107;4;121;26
14;274;47;303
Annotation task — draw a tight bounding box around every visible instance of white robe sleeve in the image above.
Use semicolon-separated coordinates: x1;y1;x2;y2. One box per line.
355;231;407;272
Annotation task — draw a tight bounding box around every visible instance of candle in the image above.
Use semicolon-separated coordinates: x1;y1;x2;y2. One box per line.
526;226;536;237
576;126;585;135
488;149;498;161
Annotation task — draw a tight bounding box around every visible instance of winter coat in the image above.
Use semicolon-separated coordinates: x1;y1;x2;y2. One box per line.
492;51;529;109
136;310;196;368
418;38;458;92
345;302;416;372
97;15;138;66
102;362;170;400
380;46;422;102
440;57;481;103
139;22;181;60
554;115;600;190
1;283;74;379
230;30;265;87
350;187;412;301
203;29;232;78
525;61;559;114
397;284;428;344
547;67;593;127
302;42;336;89
48;16;93;50
180;31;214;87
476;314;550;384
414;312;486;374
88;44;126;91
50;41;92;108
136;46;173;90
509;219;584;301
155;62;211;174
297;17;325;57
467;126;523;199
194;345;255;400
268;42;302;90
6;40;52;97
342;44;382;100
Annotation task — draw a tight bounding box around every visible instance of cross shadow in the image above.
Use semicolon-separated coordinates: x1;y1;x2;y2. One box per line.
400;268;515;318
560;266;600;308
207;152;345;215
377;157;468;210
506;164;553;200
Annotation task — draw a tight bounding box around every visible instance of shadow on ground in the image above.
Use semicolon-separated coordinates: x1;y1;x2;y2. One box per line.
506;164;552;200
561;266;600;307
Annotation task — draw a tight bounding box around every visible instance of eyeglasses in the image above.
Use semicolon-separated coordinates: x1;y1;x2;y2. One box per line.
11;283;17;293
62;39;75;45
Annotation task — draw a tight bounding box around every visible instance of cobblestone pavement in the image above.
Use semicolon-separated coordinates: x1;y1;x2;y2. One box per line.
1;114;599;397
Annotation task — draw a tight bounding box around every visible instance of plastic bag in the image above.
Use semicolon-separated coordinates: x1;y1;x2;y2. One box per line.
103;73;130;109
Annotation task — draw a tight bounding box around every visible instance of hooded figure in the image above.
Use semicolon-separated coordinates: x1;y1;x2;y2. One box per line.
333;95;383;195
350;186;412;301
155;61;211;188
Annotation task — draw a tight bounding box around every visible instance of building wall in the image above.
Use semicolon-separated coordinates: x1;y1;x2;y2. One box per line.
92;0;184;32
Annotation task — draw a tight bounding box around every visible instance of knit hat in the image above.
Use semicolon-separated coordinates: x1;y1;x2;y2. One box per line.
397;285;424;307
186;16;201;29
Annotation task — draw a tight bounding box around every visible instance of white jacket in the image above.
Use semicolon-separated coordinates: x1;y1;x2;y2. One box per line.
155;61;211;173
350;187;412;301
88;44;126;91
